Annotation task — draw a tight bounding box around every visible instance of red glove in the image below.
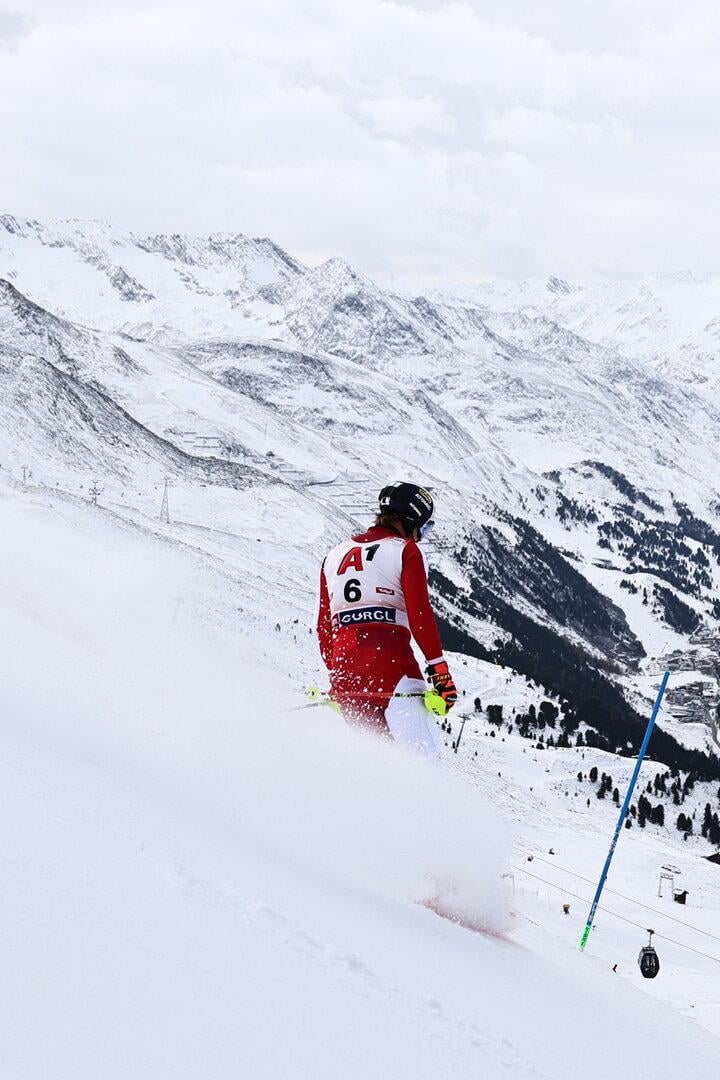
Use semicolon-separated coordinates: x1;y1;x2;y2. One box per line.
426;660;458;711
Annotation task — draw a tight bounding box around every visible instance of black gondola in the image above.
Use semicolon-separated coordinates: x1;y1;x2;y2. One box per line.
638;930;660;979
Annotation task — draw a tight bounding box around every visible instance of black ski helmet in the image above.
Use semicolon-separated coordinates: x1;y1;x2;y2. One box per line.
378;482;434;535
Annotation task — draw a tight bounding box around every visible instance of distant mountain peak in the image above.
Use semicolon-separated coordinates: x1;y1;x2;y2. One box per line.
546;275;574;295
312;256;364;285
0;214;26;236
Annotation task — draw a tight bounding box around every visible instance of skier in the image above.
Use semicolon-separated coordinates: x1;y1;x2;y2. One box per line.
316;482;457;754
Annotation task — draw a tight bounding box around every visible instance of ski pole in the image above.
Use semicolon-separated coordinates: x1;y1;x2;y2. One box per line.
579;671;670;951
288;689;425;713
307;688;426;701
295;687;448;715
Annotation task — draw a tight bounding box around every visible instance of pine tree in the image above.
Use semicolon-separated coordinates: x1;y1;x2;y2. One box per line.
487;704;503;726
703;803;713;838
638;795;652;827
539;700;558;728
710;812;720;846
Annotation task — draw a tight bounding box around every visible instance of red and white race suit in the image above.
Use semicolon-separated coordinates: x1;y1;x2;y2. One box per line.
316;525;445;754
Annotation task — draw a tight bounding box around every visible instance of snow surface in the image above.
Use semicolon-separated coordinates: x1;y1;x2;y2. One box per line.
2;486;718;1078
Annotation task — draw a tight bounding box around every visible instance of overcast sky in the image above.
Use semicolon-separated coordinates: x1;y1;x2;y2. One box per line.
1;0;719;285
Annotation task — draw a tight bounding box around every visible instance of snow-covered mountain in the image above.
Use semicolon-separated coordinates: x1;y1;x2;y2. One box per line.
2;214;720;774
451;271;720;391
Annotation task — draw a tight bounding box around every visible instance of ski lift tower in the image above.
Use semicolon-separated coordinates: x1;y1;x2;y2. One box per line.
658;864;681;898
160;478;171;524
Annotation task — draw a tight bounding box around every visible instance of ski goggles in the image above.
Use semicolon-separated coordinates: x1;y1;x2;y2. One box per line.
419;518;435;539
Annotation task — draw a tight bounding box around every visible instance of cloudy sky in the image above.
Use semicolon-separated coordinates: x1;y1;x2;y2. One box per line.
1;0;719;284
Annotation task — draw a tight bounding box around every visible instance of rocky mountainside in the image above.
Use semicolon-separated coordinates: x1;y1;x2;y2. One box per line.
2;214;720;776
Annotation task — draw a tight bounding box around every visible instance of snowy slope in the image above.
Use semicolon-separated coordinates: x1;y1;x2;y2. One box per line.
2;487;718;1079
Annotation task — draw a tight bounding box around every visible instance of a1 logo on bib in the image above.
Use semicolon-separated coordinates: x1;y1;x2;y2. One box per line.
336;543;380;575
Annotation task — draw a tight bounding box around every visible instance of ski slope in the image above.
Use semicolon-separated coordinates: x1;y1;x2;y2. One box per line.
2;486;717;1079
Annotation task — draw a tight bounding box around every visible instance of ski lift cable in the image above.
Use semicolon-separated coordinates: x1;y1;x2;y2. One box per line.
526;852;720;946
512;864;720;967
515;864;720;966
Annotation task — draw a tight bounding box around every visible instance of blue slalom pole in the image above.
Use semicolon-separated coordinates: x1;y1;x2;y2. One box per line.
579;671;670;951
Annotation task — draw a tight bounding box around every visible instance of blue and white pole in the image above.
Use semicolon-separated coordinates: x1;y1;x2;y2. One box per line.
579;671;670;951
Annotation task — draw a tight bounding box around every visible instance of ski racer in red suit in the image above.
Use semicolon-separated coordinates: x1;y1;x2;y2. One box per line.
316;482;458;755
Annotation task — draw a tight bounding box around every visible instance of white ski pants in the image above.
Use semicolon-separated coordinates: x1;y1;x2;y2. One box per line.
384;676;440;759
